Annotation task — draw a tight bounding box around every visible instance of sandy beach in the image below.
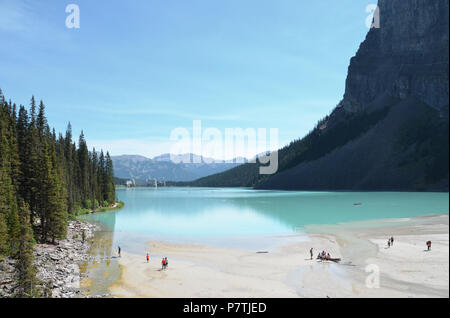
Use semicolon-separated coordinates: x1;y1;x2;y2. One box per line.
108;214;449;298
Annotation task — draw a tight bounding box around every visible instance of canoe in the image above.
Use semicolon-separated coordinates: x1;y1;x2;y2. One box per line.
328;258;341;263
317;256;341;263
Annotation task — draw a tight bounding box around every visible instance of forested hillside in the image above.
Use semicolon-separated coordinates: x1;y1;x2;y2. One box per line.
0;89;116;297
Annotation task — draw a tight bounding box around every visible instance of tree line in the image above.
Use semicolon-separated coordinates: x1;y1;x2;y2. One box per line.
0;89;116;296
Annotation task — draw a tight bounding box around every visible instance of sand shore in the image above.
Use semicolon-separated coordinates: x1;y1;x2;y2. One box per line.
109;214;449;298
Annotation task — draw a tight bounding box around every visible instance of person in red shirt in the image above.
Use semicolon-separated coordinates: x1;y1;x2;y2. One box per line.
146;253;150;263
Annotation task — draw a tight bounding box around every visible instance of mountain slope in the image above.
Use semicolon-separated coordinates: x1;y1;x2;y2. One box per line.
258;97;448;191
190;0;449;191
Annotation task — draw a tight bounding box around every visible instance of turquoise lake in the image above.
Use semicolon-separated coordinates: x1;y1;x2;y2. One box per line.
80;188;449;251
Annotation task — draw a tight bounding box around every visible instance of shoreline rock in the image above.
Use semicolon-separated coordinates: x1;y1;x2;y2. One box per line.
0;220;110;298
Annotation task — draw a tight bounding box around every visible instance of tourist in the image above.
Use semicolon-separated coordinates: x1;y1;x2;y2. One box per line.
162;257;166;270
310;248;314;260
165;257;169;269
146;253;150;263
387;239;391;248
118;246;121;257
327;253;331;260
391;237;394;246
426;240;432;251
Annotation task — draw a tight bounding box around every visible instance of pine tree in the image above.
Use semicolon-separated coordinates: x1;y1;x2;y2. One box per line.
64;123;76;215
0;90;8;255
14;201;40;298
0;102;20;255
91;149;100;208
27;97;40;226
78;131;89;208
0;168;10;256
17;106;31;203
0;211;7;257
98;150;106;204
105;152;116;204
47;141;68;243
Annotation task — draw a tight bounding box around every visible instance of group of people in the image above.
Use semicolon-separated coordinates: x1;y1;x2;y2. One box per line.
317;250;332;260
146;252;169;270
387;236;394;247
387;237;432;251
310;248;333;260
161;257;169;270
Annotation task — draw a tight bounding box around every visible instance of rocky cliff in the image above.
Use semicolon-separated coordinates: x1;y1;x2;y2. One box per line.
343;0;449;113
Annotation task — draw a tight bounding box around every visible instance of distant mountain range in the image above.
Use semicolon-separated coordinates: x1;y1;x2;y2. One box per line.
112;154;247;182
188;0;449;191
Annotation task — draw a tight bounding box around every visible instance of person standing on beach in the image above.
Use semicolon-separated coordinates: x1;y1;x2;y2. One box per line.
426;241;432;251
118;246;121;257
387;239;391;248
310;248;314;260
391;237;394;246
146;253;150;263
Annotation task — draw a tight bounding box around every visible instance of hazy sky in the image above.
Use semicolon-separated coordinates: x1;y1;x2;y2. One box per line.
0;0;375;159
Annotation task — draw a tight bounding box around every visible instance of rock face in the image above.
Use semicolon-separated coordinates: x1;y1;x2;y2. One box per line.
191;0;449;191
343;0;449;112
0;258;16;297
0;220;106;298
33;221;97;298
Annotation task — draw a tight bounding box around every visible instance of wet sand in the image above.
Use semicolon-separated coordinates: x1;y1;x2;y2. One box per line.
108;214;449;298
110;215;449;298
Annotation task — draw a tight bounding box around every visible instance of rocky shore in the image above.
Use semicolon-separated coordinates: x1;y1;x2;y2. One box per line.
0;220;107;298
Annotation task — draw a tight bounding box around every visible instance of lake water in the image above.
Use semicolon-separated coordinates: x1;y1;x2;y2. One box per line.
80;187;449;252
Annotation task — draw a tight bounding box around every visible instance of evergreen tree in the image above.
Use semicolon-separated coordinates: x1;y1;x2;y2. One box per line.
16;106;31;203
98;150;106;204
0;89;8;255
105;152;116;204
47;141;68;243
14;201;39;298
77;131;89;208
64;123;75;215
27;97;40;225
0;101;20;255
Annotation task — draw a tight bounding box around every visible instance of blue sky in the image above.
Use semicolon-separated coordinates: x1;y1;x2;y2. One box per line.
0;0;374;159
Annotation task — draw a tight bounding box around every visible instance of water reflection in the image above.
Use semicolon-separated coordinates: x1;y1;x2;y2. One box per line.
79;212;121;296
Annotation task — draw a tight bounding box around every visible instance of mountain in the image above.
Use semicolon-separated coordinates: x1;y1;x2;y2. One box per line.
111;154;246;182
190;0;449;191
